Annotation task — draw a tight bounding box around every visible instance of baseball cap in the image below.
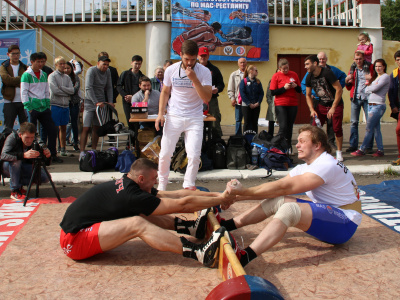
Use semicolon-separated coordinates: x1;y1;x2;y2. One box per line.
198;47;209;56
98;55;111;62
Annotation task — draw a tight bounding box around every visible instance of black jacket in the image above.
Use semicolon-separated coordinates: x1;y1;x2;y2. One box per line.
117;69;144;99
204;61;224;98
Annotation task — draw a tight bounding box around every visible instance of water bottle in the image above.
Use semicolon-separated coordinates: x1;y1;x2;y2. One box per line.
314;115;322;129
251;145;259;166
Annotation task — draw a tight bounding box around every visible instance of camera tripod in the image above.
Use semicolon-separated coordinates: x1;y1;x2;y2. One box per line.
23;157;61;206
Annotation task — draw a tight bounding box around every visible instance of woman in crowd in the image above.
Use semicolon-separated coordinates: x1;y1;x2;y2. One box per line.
64;61;81;152
351;59;390;157
239;65;264;134
269;59;301;152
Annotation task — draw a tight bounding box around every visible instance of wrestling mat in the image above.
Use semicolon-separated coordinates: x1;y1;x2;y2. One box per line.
0;183;399;298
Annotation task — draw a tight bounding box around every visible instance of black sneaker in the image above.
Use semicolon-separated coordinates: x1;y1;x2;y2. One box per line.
189;208;211;239
181;227;226;267
52;156;64;163
345;146;357;153
73;144;80;152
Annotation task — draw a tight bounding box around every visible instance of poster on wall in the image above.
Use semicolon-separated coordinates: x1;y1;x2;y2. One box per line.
170;0;269;61
0;29;36;131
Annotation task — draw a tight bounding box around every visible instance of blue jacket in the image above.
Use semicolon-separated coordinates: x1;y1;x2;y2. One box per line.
301;65;346;99
388;68;399;109
239;77;264;106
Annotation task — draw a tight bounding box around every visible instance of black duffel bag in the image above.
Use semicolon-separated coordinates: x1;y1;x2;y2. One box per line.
80;147;119;173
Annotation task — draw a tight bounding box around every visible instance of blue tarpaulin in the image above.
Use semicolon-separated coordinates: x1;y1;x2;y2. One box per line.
360;180;400;234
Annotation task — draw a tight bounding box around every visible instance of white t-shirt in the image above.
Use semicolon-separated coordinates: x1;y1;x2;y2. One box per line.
163;61;211;118
4;64;22;104
289;152;362;225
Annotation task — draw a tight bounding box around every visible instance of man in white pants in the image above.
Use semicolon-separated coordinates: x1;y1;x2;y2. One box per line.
155;40;212;191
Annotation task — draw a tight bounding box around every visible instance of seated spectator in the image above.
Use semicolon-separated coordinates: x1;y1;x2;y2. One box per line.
150;66;164;92
1;122;50;200
132;76;162;135
48;56;74;156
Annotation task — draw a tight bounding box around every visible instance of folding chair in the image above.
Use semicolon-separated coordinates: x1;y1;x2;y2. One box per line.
96;103;131;151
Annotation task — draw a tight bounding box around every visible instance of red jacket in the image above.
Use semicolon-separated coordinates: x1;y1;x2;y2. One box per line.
345;63;374;100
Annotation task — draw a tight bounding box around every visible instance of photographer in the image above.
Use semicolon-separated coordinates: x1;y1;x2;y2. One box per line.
1;122;50;200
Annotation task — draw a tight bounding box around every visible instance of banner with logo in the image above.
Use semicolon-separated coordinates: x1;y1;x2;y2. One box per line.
0;29;36;131
170;0;269;61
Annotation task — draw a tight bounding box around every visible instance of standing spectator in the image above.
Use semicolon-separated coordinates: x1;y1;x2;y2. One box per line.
390;51;400;165
345;52;374;153
351;59;390;158
155;40;212;191
48;56;74;157
305;55;344;162
132;76;161;135
117;55;144;132
80;56;113;159
239;65;263;134
301;51;346;149
265;80;276;136
38;52;53;78
64;61;81;152
20;52;62;162
0;45;27;130
164;59;173;70
228;57;247;135
270;58;301;152
198;46;224;138
98;52;119;103
150;66;164;92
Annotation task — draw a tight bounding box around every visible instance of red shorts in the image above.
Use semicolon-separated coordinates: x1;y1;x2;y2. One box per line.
314;103;344;137
60;223;103;260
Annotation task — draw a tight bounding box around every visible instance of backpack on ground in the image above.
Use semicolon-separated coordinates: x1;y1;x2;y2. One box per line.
170;145;205;174
80;147;119;173
260;148;294;172
226;135;251;170
115;149;136;173
204;138;227;169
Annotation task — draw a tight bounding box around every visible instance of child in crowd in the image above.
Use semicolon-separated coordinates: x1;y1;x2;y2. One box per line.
350;32;374;78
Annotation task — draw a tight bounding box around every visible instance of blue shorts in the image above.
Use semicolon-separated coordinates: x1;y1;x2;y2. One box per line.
297;199;358;244
51;106;70;126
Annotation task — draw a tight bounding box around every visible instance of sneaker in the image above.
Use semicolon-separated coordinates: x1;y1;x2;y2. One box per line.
372;150;384;157
225;231;241;260
392;158;400;166
10;189;25;201
52;155;64;163
336;156;344;162
73;144;80;152
365;148;374;154
79;151;86;161
350;150;365;157
189;208;211;239
184;186;197;191
181;227;225;267
345;146;357;153
19;187;27;195
213;206;224;223
60;151;68;157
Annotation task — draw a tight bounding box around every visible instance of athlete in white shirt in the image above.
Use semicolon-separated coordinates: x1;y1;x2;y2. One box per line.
156;40;212;191
221;125;362;267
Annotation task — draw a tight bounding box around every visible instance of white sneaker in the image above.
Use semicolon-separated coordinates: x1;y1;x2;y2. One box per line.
336;150;343;162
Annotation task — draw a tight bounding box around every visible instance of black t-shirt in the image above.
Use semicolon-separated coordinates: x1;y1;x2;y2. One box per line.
60;175;161;233
306;67;342;105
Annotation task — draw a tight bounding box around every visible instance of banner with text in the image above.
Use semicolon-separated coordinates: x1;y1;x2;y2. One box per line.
0;29;36;131
170;0;269;61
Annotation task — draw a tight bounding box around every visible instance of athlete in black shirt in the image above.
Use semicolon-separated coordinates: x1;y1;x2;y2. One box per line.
60;158;232;267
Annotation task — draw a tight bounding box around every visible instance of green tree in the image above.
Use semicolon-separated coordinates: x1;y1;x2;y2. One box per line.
381;0;400;41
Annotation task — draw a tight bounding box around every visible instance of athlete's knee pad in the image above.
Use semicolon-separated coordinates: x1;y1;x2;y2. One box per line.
273;202;301;228
261;196;285;217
